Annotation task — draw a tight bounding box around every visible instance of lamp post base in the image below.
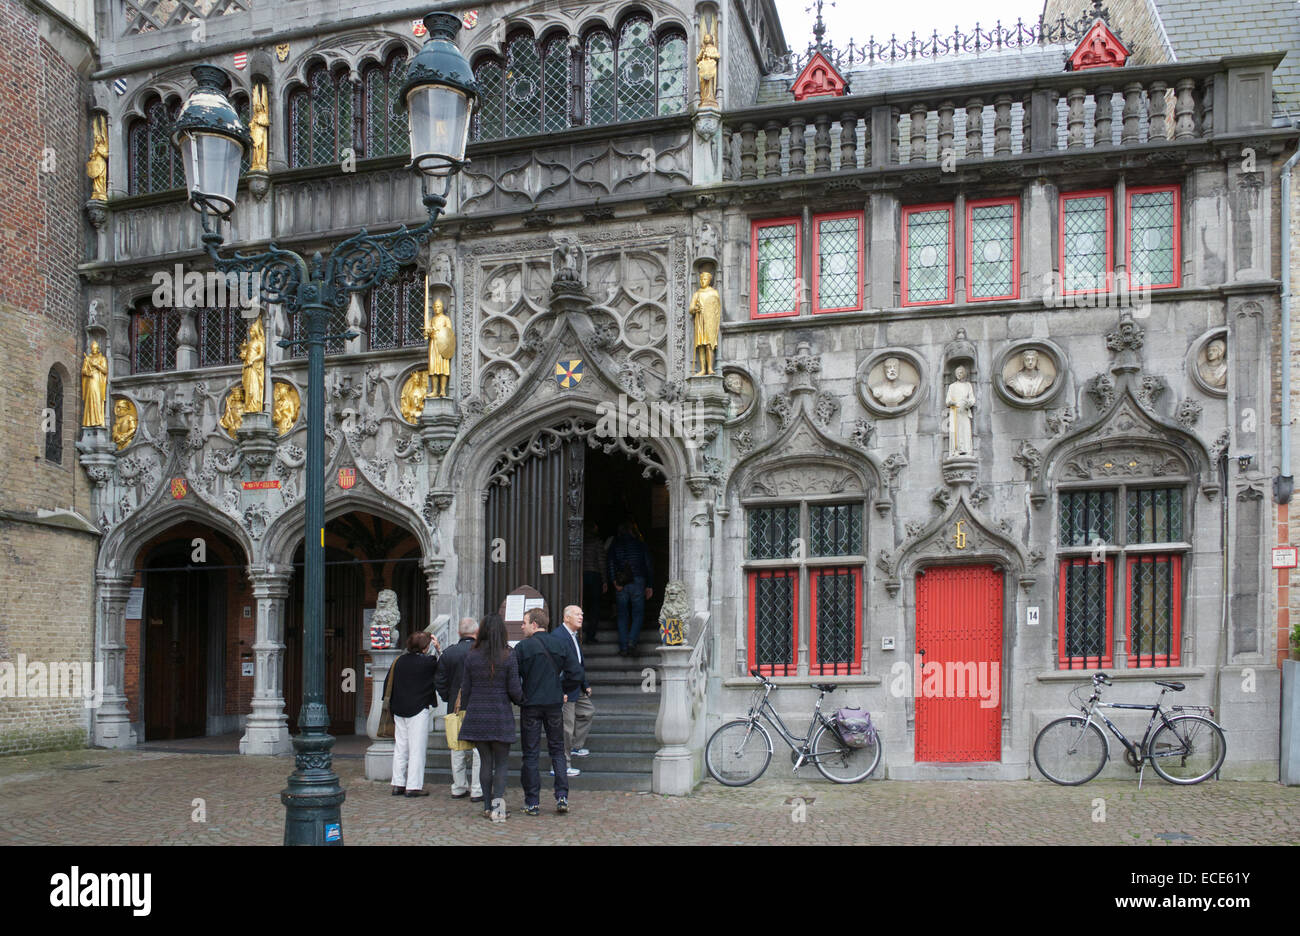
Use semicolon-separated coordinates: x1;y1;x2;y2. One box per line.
281;730;346;845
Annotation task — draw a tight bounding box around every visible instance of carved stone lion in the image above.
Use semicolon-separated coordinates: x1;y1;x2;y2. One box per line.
658;579;690;645
371;588;401;650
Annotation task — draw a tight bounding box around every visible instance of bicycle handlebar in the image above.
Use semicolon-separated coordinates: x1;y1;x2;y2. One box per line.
1092;672;1113;686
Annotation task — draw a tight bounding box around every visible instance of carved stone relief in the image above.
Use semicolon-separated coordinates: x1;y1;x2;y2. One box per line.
857;349;926;417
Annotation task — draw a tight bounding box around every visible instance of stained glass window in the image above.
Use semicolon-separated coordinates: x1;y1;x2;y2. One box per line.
132;305;181;373
903;206;952;305
1060;557;1111;668
289;65;353;168
1127;487;1182;544
45;368;63;464
751;569;797;675
1059;490;1115;547
505;33;543;137
809;503;862;556
473;59;505;141
1128;554;1179;666
748;505;799;559
1128;187;1178;288
198;308;251;368
585;29;616;126
542;36;572;133
812;567;860;675
968;200;1017;300
814;215;861;312
363;50;409;159
128;97;184;195
1061;192;1111;294
656;33;687;116
368;267;427;351
754;220;799;318
617;17;656;122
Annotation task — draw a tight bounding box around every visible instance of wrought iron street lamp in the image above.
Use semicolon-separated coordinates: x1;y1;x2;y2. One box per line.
174;11;475;846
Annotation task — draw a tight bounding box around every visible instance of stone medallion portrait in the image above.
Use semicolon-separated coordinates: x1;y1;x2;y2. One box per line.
857;349;925;416
993;341;1065;408
1185;327;1228;398
722;366;756;423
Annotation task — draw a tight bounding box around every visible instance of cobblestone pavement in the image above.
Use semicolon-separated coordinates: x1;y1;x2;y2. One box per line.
1;748;1296;845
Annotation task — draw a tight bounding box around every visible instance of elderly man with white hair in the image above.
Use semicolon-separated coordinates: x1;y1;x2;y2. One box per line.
435;617;483;802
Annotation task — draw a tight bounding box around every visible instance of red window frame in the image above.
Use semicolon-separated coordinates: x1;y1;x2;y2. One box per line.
746;568;800;676
900;203;955;307
750;217;802;319
811;210;864;314
1124;553;1182;667
1125;184;1181;290
1057;557;1115;670
808;566;863;675
965;196;1020;302
1058;189;1114;296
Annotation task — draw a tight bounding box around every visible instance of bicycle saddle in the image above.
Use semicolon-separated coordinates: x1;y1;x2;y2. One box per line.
1155;680;1185;691
812;683;838;693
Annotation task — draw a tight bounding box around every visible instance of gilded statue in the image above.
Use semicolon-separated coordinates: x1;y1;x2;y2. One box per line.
272;380;300;435
690;270;721;376
400;370;430;424
239;317;266;413
249;83;270;173
696;17;719;107
221;387;246;437
423;277;455;398
80;341;108;428
111;398;138;450
86;115;109;202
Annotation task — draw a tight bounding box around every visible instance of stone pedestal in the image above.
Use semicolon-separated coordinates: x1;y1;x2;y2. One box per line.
364;648;402;781
652;645;695;795
941;455;978;486
236;410;278;479
91;573;138;749
692;107;723;186
418;395;460;463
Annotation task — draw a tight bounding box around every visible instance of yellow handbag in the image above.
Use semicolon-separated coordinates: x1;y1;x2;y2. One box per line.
444;690;474;752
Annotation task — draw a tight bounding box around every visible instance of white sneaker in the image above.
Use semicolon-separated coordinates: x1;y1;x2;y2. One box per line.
567;767;581;777
570;748;590;757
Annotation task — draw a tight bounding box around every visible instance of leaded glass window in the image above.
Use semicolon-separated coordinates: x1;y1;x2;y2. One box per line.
656;33;687;116
45;368;63;464
288;304;350;356
128;97;184;195
967;199;1017;300
132;305;181;373
1059;490;1115;547
363;51;409;159
1060;557;1111;667
812;568;859;675
809;503;862;556
1128;187;1178;288
289;65;353;168
1128;554;1178;665
585;29;616;126
1061;192;1111;294
542;36;572;133
754;220;799;318
505;33;543;137
748;505;798;559
233;95;251;176
903;206;952;305
198;308;250;368
616;17;656;122
814;214;861;312
368;267;426;351
473;60;505;141
751;569;796;674
1127;487;1182;544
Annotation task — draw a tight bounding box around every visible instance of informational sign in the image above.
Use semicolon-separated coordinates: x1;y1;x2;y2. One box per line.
242;605;252;619
504;594;527;622
539;554;555;575
124;587;145;620
1272;546;1298;569
1026;606;1040;626
524;597;545;612
499;585;547;641
240;661;254;677
242;479;280;490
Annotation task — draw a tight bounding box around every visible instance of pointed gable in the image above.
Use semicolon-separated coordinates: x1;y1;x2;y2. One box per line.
792;51;848;101
1068;18;1130;71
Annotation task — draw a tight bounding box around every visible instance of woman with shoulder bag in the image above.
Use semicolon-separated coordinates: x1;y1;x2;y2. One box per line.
388;631;441;797
457;614;524;819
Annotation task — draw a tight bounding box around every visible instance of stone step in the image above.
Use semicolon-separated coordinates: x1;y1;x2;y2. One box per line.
421;765;653;793
425;729;661;755
422;748;654;776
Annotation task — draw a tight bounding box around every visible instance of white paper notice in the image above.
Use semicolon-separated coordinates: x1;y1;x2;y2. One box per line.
124;587;144;620
540;554;555;575
524;597;545;612
504;593;527;621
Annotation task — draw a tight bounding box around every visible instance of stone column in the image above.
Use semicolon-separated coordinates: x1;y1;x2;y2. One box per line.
239;566;293;755
92;572;138;749
364;648;402;781
652;644;694;795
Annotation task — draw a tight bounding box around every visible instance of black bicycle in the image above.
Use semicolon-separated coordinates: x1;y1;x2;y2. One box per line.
704;669;882;785
1033;672;1226;786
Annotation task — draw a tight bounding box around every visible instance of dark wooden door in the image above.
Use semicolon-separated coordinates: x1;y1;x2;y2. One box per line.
286;548;363;734
143;564;208;740
484;435;584;634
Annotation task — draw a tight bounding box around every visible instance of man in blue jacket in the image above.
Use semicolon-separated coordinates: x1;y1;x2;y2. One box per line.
514;607;582;815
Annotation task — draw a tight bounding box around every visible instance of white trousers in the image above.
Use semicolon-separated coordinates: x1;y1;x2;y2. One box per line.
451;746;482;797
392;707;432;791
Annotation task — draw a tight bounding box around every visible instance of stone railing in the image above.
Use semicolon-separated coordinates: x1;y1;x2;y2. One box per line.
723;54;1283;180
653;610;712;795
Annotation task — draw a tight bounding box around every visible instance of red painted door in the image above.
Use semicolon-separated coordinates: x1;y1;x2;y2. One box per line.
914;564;1003;762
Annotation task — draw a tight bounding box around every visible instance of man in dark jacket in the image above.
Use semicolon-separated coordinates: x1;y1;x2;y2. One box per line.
388;631;441;797
515;607;582;815
434;617;481;800
607;519;654;655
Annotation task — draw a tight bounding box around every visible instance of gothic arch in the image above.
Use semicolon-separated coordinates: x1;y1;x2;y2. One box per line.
98;496;254;578
260;482;433;569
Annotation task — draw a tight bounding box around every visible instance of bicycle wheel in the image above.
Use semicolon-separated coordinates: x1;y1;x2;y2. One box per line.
1147;715;1226;784
1033;716;1108;785
810;721;881;783
705;719;773;786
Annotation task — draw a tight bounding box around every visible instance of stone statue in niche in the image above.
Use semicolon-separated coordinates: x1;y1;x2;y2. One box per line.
552;235;585;286
867;356;918;407
690;270;721;375
697;221;718;258
945;365;976;456
696;14;720;107
1004;348;1056;399
423;275;455;399
80;341;108;427
1198;338;1227;389
431;251;453;284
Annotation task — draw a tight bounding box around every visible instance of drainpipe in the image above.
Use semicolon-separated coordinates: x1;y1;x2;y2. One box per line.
1275;147;1300;504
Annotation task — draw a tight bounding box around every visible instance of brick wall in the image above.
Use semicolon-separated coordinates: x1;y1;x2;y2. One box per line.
0;0;97;755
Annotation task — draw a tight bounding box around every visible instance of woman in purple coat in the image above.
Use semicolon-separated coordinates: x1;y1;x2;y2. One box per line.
458;613;523;818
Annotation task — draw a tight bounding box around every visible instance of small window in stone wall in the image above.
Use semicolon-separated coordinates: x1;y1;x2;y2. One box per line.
128;97;185;195
1126;185;1179;289
966;198;1019;301
750;218;801;319
367;267;426;351
901;204;954;306
1059;190;1112;295
45;368;64;464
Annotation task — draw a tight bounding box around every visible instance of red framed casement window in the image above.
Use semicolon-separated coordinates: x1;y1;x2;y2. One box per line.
811;210;864;313
1125;554;1182;667
1125;184;1181;290
966;197;1020;301
1059;189;1113;295
901;203;954;306
750;217;802;319
808;566;863;675
746;568;799;676
1057;557;1115;670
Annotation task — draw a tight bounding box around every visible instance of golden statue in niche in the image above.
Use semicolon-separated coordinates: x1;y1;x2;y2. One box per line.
81;341;108;427
423;277;455;398
220;386;246;437
696;15;719;107
111;398;138;450
249;83;270;173
272;380;300;435
400;370;430;424
86;114;109;201
239;317;266;414
690;270;721;376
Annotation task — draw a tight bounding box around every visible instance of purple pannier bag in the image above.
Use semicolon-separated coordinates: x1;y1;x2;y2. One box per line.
834;707;876;748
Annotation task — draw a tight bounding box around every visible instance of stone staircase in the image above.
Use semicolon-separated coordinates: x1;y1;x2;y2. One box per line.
423;628;662;792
